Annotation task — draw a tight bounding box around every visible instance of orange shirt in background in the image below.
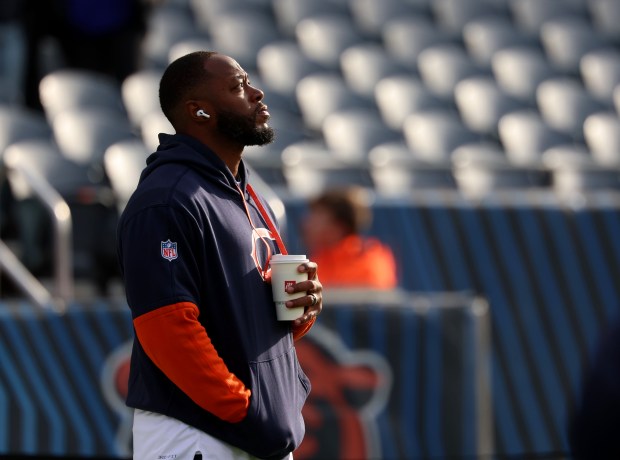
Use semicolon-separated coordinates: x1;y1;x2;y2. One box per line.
311;234;398;289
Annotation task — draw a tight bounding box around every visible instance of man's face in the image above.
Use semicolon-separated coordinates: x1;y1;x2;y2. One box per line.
204;55;275;146
302;205;343;253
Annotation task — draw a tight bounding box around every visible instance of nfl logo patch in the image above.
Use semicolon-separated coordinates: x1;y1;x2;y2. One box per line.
161;239;178;261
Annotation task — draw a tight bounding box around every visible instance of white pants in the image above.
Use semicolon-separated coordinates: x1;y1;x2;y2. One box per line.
132;409;293;460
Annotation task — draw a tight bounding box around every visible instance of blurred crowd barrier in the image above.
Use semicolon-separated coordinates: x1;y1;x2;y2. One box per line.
0;292;491;460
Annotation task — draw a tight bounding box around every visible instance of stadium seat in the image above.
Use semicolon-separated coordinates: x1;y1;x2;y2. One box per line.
498;109;573;166
368;141;456;196
243;107;311;157
0;106;51;159
454;76;525;136
0;106;52;238
452;142;548;198
348;0;419;38
209;11;281;70
39;69;126;122
417;44;484;100
382;16;452;71
103;139;151;212
121;69;163;129
52;109;136;166
587;0;620;42
543;144;620;193
491;46;559;104
296;72;371;132
4;139;96;202
542;144;593;169
374;75;448;131
463;17;536;69
141;4;200;69
295;15;364;69
536;77;607;142
272;0;348;37
191;0;272;32
403;109;480;163
243;146;288;194
580;48;620;104
340;43;408;99
281;140;374;197
321;108;401;163
167;38;214;64
140;111;175;153
540;17;608;74
583;111;620;167
236;71;291;114
509;0;588;36
431;0;510;35
400;0;433;11
257;41;324;98
190;0;237;30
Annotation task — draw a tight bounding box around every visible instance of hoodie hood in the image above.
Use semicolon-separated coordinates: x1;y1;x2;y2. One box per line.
140;133;250;194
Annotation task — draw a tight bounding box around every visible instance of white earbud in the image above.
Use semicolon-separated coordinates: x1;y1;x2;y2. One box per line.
196;109;210;119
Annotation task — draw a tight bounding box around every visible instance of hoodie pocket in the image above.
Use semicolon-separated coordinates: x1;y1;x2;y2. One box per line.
241;346;310;458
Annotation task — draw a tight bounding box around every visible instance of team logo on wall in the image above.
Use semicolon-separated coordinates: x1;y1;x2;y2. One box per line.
101;325;392;459
161;239;178;261
295;324;392;459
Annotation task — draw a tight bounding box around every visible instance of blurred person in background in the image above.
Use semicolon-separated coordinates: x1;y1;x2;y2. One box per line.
0;0;26;105
21;0;151;110
301;186;398;289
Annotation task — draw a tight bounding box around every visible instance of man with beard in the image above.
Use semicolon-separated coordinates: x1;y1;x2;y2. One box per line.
117;51;323;460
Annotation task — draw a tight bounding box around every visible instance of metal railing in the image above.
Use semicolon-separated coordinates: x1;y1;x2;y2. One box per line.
1;156;73;312
325;289;494;457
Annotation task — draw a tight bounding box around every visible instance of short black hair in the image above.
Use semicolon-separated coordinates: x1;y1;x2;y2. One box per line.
159;51;217;124
309;186;372;235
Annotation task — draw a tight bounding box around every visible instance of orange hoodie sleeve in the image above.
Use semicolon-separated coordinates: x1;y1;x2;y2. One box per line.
292;316;316;341
133;302;250;423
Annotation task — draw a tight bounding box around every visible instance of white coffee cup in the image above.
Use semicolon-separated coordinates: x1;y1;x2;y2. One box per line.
269;254;309;321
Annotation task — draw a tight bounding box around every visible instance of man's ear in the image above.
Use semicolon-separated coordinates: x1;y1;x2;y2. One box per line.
186;100;211;121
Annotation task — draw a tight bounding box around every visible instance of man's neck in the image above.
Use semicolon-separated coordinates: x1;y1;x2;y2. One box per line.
179;128;244;177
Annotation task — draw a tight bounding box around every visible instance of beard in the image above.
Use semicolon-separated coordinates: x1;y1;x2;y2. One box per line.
216;108;275;146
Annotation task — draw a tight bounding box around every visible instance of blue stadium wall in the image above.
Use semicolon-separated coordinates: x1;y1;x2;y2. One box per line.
0;193;619;459
283;192;620;458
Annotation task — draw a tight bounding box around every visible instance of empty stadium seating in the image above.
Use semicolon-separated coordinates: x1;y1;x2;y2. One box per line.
498;109;573;166
382;15;451;71
454;76;525;136
368;140;457;195
340;42;408;99
38;69;127;122
2;0;619;221
451;141;547;198
580;48;620;104
491;46;560;105
403;109;480;163
0;0;618;289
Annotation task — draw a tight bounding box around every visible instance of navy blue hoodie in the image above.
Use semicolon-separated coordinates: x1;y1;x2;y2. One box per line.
117;133;311;459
